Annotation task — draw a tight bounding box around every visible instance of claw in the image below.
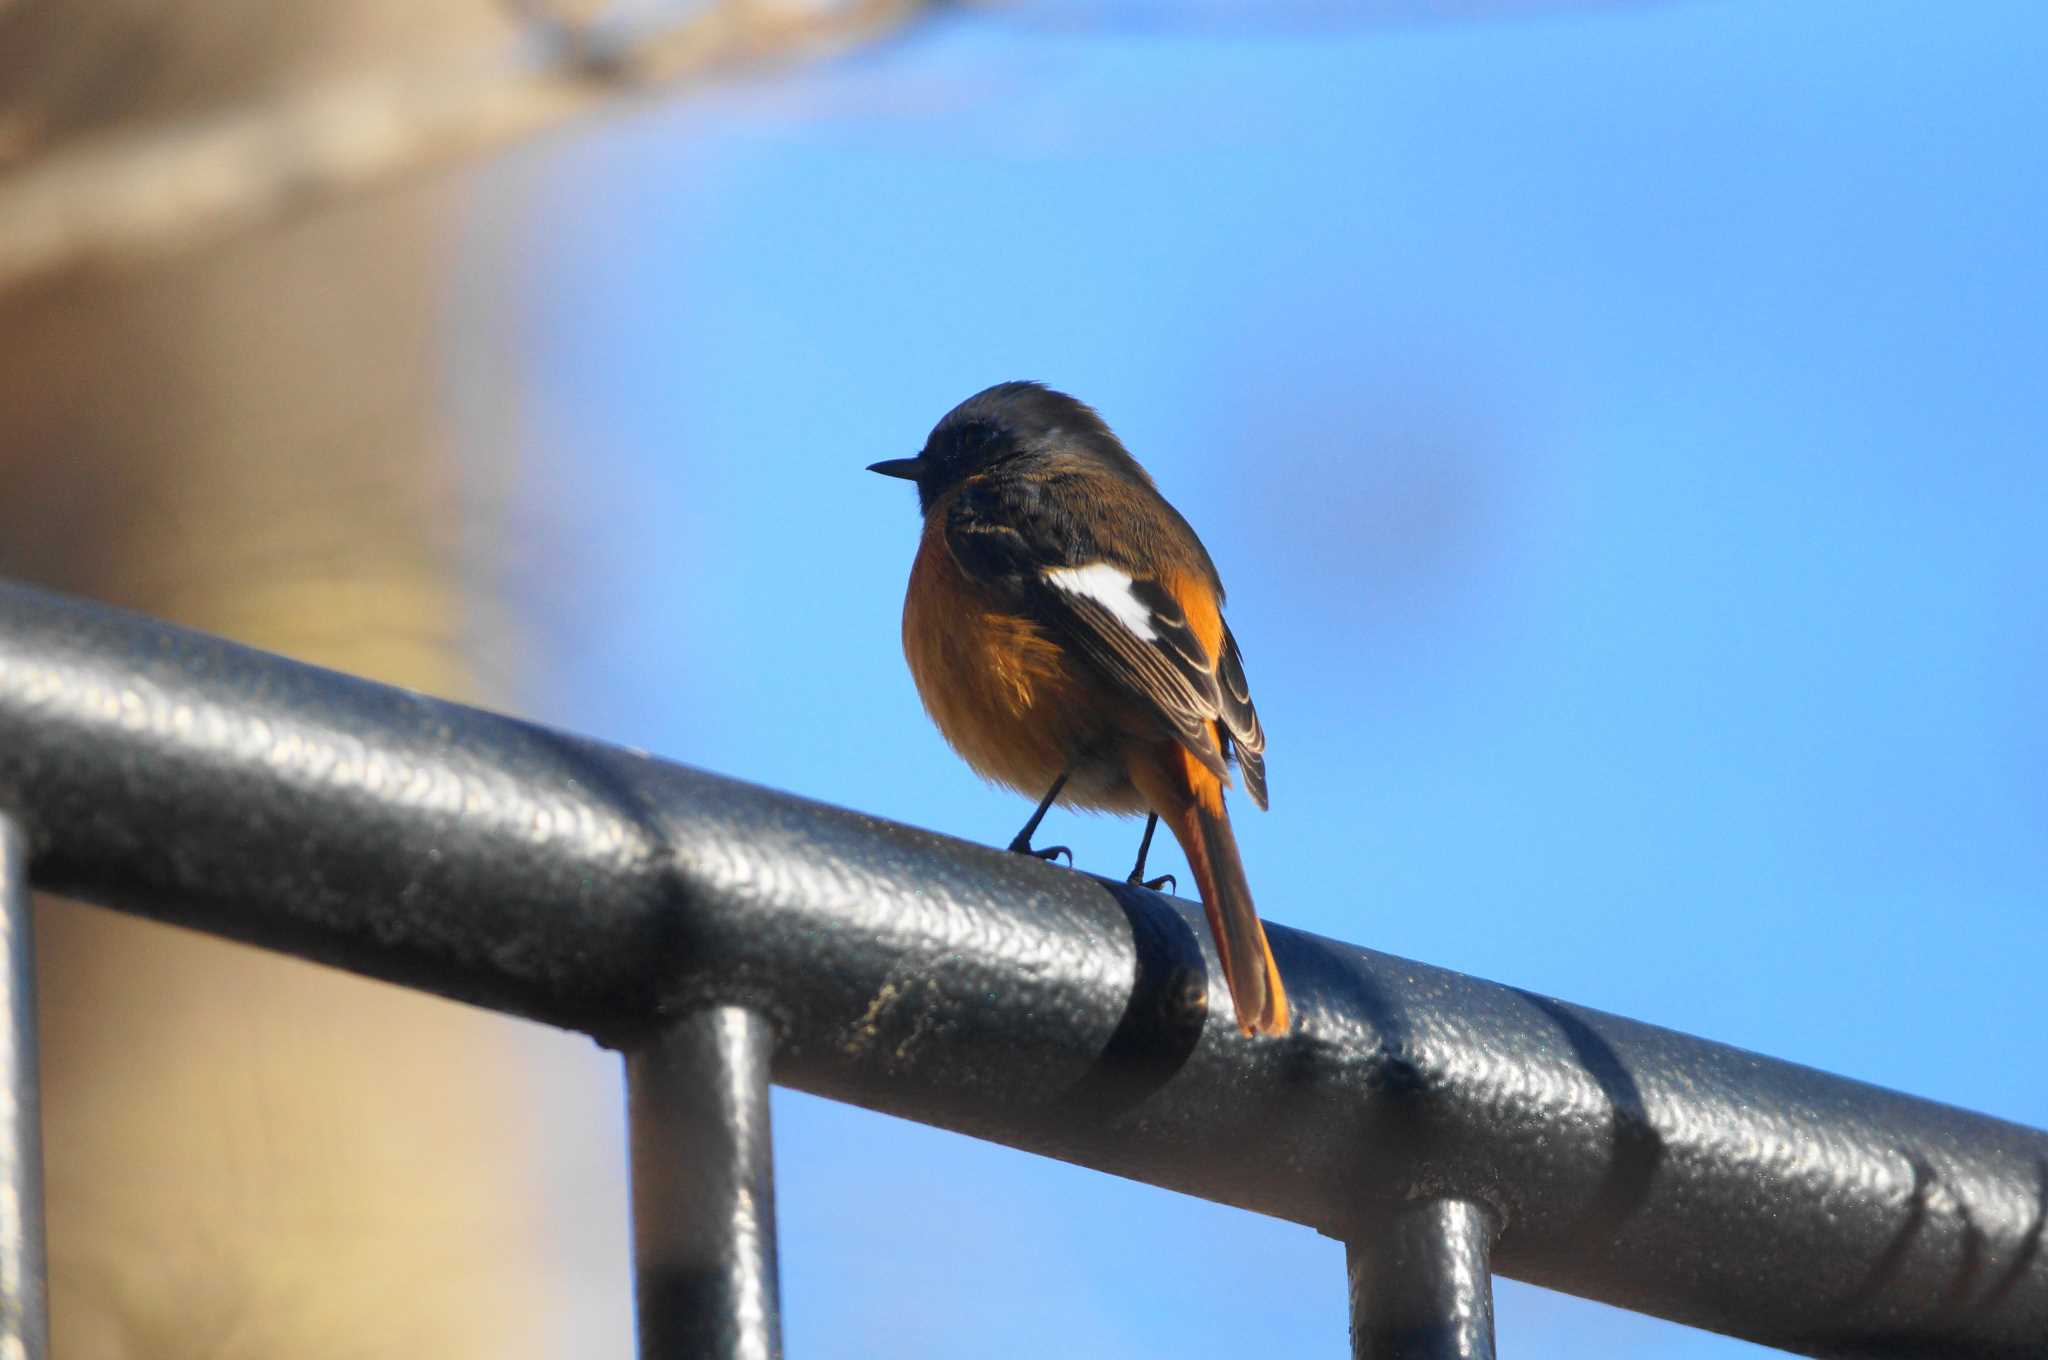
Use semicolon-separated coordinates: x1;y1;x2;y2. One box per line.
1125;812;1171;892
1006;773;1072;867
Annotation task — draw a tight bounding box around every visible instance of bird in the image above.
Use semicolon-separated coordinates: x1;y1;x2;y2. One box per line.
869;381;1288;1037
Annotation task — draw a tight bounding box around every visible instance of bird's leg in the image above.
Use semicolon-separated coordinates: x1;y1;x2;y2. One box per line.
1008;771;1072;865
1126;812;1176;892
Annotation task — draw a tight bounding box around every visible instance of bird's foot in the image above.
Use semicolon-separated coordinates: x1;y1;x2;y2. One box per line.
1009;838;1072;867
1128;872;1177;893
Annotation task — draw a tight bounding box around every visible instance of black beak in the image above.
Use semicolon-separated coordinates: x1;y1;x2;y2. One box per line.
867;456;926;481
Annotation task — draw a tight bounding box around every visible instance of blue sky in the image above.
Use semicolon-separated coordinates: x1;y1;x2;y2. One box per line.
456;2;2047;1354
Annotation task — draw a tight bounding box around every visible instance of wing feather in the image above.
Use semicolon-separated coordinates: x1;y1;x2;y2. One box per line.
945;473;1264;796
1218;625;1267;810
1043;580;1228;777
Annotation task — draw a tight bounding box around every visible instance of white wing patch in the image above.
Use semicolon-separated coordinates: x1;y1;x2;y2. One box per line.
1043;563;1156;640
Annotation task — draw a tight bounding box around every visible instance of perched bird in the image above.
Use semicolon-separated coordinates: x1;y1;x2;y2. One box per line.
870;382;1288;1036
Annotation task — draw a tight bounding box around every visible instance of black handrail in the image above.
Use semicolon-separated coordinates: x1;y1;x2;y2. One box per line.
1;579;2042;1359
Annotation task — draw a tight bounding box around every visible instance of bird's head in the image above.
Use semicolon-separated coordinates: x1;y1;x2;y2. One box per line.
869;381;1149;513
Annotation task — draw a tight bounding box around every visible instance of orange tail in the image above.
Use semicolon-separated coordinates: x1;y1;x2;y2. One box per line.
1134;746;1290;1037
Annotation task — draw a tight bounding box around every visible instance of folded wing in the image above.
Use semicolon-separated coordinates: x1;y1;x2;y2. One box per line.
946;474;1267;803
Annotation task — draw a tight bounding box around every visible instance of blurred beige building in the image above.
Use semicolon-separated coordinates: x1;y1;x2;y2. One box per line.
1;3;624;1355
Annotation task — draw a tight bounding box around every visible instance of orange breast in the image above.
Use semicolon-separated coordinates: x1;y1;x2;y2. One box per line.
901;517;1091;799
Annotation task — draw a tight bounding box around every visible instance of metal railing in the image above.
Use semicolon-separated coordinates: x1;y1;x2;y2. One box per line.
0;578;2043;1359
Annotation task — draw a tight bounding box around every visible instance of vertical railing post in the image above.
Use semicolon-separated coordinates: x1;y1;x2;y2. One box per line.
1346;1199;1497;1360
0;813;48;1360
626;1005;783;1360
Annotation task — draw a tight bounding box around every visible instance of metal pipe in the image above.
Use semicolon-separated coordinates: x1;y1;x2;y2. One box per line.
3;580;2045;1358
627;1006;783;1360
0;812;47;1360
1347;1201;1496;1360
